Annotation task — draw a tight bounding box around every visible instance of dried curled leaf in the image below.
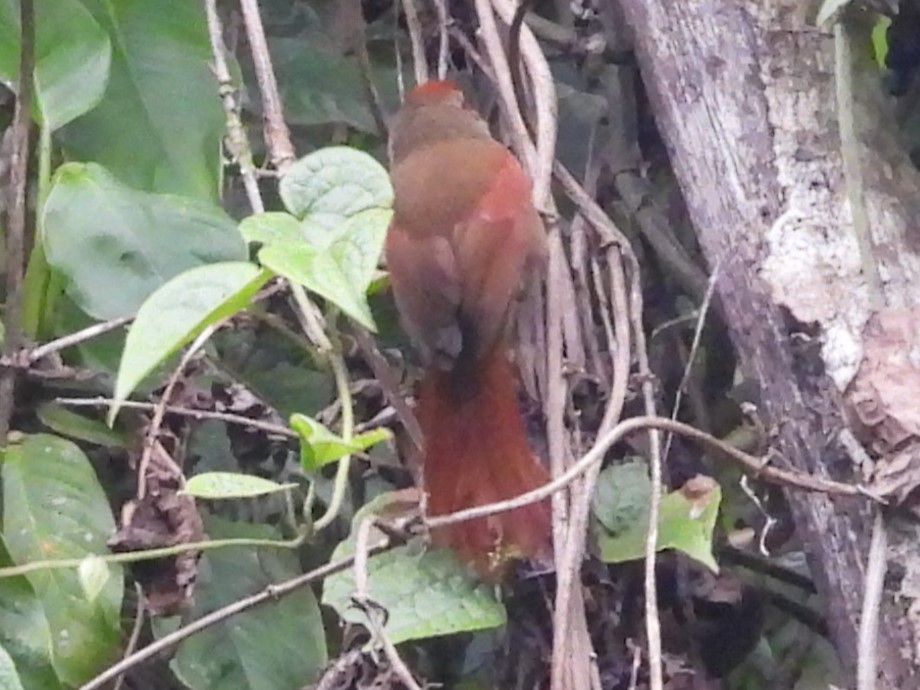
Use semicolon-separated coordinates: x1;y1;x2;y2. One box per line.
846;308;920;504
845;308;920;452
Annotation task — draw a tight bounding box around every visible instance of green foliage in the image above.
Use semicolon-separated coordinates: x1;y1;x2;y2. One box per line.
872;16;891;67
278;146;393;220
323;494;506;645
266;37;399;133
0;543;60;690
43;163;246;320
182;472;296;500
36;403;126;448
593;462;721;572
291;413;392;470
58;0;224;199
0;0;111;131
251;147;393;330
2;435;123;686
0;642;26;690
1;2;453;689
153;517;327;690
0;1;755;687
111;261;269;418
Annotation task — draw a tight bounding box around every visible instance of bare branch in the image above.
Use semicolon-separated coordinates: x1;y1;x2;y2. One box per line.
238;0;295;170
0;0;35;443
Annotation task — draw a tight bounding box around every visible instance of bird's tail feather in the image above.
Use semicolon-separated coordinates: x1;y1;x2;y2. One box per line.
418;347;552;576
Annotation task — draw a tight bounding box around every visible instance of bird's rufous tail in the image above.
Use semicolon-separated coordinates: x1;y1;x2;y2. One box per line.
417;346;552;576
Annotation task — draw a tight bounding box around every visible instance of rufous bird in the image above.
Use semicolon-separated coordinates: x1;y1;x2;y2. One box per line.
385;79;552;576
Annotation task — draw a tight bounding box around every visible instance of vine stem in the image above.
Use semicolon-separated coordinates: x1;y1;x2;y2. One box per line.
288;283;354;532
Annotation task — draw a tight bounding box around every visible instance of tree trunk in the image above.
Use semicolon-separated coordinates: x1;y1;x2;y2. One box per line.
618;0;920;686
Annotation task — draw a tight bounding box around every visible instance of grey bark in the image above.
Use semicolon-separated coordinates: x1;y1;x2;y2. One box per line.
617;0;920;686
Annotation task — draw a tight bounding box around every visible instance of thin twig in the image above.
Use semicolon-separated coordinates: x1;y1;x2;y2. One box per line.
55;397;298;439
857;509;887;690
205;0;265;212
349;0;388;136
78;540;394;690
113;584;146;690
0;530;308;579
0;0;35;444
352;328;423;453
238;0;295;171
554;162;632;251
353;517;424;690
663;261;721;471
290;283;333;351
551;155;632;690
313;329;356;531
629;253;664;689
474;0;536;171
551;163;615;690
427;415;874;531
137;324;219;499
28;316;133;363
432;0;451;79
401;0;429;85
489;0;556;206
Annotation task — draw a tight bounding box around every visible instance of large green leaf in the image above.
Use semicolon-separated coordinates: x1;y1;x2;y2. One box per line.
58;0;223;199
36;402;127;448
0;543;60;690
112;261;268;417
323;493;506;645
2;434;123;686
42;163;246;320
0;0;111;130
252;148;392;330
153;517;327;690
593;463;721;572
0;643;25;690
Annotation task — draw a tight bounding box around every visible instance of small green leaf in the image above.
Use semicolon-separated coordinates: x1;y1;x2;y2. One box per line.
77;556;110;605
43;163;247;320
323;493;505;644
2;434;123;686
112;262;270;422
0;642;25;690
153;517;327;690
872;16;891;68
239;212;304;246
593;466;721;572
279;147;392;220
290;414;391;470
37;403;127;448
182;472;297;500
